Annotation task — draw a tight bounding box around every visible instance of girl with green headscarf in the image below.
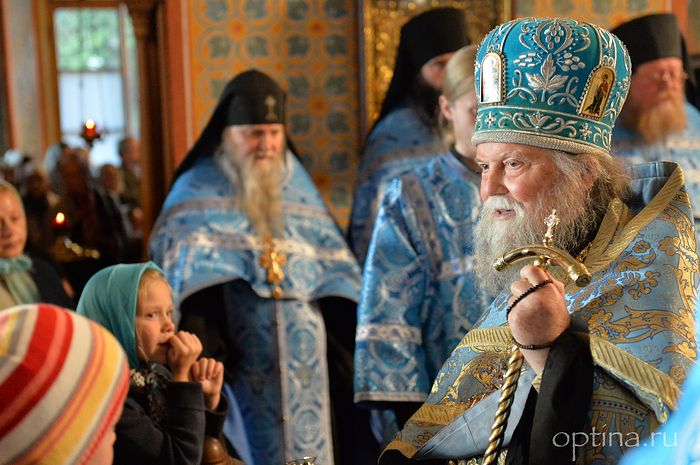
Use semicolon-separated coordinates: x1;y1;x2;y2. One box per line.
77;261;241;465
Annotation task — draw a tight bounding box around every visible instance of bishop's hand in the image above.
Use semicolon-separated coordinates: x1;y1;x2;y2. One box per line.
506;265;569;373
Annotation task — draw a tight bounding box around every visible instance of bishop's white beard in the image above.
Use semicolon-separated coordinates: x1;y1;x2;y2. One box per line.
215;147;284;238
474;176;597;296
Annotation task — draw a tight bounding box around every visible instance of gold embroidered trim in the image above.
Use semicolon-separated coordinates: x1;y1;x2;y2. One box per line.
410;402;474;426
590;335;681;410
584;166;685;274
582;198;626;268
532;373;542;393
383;438;417;458
454;326;513;351
575;241;593;263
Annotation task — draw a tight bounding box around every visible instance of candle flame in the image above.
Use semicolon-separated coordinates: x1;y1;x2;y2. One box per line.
54;212;66;225
85;119;96;129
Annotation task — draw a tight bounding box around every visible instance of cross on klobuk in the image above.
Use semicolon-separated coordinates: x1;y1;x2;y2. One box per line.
264;95;277;121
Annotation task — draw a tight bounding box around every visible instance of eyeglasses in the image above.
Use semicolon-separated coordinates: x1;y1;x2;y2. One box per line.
641;69;689;85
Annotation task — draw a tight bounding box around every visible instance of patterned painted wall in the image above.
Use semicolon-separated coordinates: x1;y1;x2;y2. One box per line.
188;0;359;229
184;0;699;230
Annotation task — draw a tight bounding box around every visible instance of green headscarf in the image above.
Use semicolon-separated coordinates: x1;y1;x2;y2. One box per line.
77;261;162;368
0;179;40;306
0;255;40;305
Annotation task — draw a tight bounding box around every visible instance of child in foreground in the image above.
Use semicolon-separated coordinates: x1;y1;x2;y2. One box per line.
77;262;241;465
0;303;129;465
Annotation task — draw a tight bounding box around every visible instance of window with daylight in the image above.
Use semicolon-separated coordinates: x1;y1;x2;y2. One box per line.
53;4;138;168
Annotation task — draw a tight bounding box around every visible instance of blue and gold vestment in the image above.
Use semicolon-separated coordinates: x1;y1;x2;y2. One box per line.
350;105;445;263
380;162;698;465
613;102;700;243
150;153;361;465
355;151;487;407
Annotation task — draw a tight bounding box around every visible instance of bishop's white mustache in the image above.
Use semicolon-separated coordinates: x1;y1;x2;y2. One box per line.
480;196;525;216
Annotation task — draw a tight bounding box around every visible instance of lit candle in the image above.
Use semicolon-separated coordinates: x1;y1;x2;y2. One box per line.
84;119;96;138
53;211;66;229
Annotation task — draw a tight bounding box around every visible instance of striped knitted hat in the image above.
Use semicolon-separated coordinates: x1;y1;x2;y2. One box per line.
0;304;129;465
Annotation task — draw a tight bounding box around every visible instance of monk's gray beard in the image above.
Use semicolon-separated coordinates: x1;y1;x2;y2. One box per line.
474;178;597;296
215;149;284;237
624;90;687;143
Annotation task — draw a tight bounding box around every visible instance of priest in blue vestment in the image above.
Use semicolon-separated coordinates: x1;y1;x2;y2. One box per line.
354;45;489;444
150;70;368;465
380;17;698;465
349;7;470;263
611;14;700;244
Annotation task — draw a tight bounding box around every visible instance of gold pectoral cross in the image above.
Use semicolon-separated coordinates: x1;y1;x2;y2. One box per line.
259;234;286;299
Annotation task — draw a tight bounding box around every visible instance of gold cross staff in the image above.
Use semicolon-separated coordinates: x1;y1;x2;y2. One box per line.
483;210;591;465
260;235;286;299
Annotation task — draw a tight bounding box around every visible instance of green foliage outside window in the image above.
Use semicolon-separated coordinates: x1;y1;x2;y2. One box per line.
54;8;120;72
